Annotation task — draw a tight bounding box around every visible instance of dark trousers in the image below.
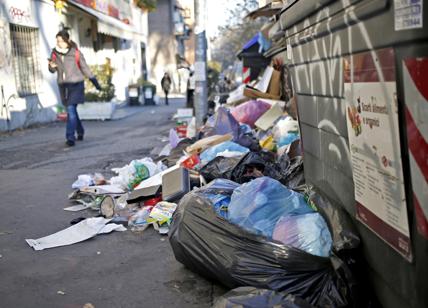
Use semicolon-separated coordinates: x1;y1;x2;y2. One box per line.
164;90;169;105
186;89;194;109
66;104;84;142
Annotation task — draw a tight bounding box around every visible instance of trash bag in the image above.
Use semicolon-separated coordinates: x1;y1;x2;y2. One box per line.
228;177;314;239
200;107;240;140
200;156;242;183
213;287;314;308
278;132;300;147
200;141;249;166
231;151;282;184
304;187;360;252
169;187;357;307
272;212;333;257
272;117;299;141
169;128;181;148
164;138;194;167
197;178;240;218
110;158;166;190
277;154;305;189
231;100;271;128
199;107;259;150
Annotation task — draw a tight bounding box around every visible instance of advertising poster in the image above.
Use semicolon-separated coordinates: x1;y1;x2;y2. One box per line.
344;48;412;261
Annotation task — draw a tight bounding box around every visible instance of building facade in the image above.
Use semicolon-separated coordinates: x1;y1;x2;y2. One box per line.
147;0;194;94
0;0;149;132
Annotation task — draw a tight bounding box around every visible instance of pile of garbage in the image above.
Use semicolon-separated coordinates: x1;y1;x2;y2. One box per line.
25;99;361;307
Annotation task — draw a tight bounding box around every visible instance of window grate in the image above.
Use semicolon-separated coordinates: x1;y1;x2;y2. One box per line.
9;24;42;97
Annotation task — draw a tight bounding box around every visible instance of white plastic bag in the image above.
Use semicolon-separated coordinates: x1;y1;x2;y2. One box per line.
186;117;196;138
72;174;94;189
110;158;166;190
272;117;299;141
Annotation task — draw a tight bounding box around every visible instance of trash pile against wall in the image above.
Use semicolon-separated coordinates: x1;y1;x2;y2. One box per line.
24;2;368;306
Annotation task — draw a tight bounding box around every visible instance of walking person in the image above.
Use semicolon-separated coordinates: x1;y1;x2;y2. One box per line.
186;70;195;110
161;72;172;105
48;30;101;147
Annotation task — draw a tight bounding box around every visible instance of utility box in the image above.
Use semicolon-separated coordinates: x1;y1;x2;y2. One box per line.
279;1;427;307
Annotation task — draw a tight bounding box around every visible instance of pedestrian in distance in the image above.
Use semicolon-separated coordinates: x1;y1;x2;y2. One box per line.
48;29;102;147
186;70;195;110
161;72;172;105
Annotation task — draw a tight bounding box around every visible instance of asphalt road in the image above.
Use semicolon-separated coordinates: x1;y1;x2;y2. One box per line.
0;98;226;308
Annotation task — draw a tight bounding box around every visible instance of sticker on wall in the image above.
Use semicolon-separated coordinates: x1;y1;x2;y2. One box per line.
194;61;206;82
344;48;412;261
394;0;423;31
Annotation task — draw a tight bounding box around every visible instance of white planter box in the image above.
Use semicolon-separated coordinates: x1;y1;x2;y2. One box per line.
77;102;116;120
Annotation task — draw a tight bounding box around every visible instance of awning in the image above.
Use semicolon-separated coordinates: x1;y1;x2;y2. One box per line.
241;33;260;51
68;0;144;41
245;1;284;20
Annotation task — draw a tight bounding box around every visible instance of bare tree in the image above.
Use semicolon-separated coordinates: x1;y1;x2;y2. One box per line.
210;0;265;70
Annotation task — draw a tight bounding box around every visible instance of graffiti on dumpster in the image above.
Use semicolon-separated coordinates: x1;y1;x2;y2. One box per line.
284;1;418;261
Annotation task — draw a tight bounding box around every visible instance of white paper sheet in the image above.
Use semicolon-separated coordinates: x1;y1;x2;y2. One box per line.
26;217;126;251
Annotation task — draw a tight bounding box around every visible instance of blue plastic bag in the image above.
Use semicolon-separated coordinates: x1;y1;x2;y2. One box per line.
197;179;240;218
278;132;300;147
273;212;333;257
228;177;313;237
200;141;249;166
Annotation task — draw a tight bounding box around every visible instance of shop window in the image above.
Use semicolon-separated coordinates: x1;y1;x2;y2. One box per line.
9;24;42;97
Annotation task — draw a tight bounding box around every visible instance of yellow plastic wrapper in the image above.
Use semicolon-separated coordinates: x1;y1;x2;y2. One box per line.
259;135;276;151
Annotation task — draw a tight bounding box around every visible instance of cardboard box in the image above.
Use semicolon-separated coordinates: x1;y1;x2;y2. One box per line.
255;102;284;131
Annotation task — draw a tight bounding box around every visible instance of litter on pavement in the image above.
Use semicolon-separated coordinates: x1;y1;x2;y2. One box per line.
24;28;365;306
26;217;126;251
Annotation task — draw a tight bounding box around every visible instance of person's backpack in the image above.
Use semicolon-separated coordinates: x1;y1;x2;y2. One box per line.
51;48;80;70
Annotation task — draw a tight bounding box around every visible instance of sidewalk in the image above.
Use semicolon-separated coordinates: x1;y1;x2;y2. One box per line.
111;96;185;120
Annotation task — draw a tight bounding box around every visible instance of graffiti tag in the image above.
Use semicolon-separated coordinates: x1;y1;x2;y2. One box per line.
9;6;31;24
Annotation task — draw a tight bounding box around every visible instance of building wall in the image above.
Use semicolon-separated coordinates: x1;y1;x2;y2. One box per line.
148;0;179;93
68;3;149;101
0;0;60;132
0;0;150;132
177;0;195;64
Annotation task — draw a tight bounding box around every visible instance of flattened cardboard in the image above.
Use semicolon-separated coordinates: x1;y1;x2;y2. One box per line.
127;184;162;204
267;69;281;97
244;86;281;100
186;134;233;155
80;185;124;195
255;102;284;131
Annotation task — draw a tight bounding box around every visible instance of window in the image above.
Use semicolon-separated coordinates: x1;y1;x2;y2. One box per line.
9;24;42;97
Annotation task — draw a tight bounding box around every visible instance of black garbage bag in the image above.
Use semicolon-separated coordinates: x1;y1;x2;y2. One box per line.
231;151;283;184
213;287;314;308
200;156;242;183
169;185;359;307
163;138;194;167
304;187;360;252
277;154;305;189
